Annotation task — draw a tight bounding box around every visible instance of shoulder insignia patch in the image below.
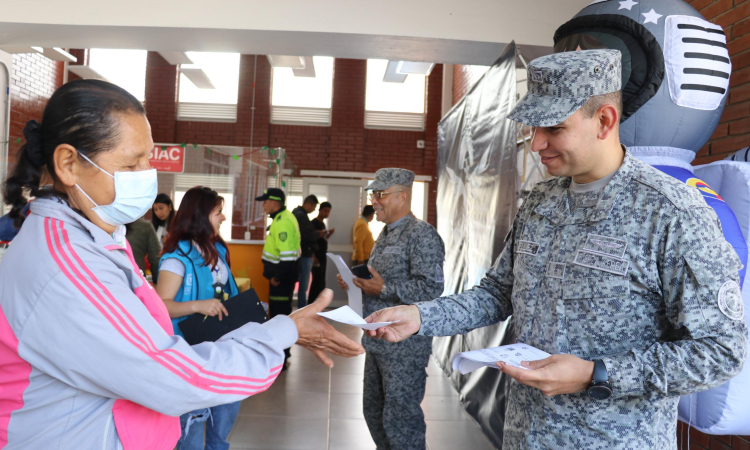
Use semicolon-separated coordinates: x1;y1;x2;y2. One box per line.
279;232;288;242
718;280;744;321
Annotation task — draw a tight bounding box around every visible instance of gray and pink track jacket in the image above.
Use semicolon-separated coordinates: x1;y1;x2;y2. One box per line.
0;198;297;450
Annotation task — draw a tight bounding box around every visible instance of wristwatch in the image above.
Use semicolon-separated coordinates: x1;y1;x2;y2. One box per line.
586;359;612;400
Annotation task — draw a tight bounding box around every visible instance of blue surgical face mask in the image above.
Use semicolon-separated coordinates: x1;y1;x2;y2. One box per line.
75;153;158;227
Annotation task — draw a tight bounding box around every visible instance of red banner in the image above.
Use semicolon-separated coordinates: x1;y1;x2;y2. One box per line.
149;146;185;173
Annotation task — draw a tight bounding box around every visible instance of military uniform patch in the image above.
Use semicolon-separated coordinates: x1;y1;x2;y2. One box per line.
517;240;540;256
383;246;402;255
573;250;629;276
583;234;627;258
546;262;566;279
718;280;745;321
279;232;287;242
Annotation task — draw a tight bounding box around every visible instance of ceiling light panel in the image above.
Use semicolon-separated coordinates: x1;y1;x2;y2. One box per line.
181;68;216;89
383;60;408;83
292;56;316;77
158;51;193;65
267;55;305;69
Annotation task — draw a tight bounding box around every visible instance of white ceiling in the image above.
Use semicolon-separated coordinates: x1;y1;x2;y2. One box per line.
0;0;593;65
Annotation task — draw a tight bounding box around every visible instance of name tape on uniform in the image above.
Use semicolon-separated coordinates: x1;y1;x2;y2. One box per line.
573;250;629;276
517;240;540;256
583;234;628;258
383;246;402;255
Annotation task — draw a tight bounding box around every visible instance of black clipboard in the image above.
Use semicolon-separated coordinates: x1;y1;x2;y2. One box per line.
178;288;269;346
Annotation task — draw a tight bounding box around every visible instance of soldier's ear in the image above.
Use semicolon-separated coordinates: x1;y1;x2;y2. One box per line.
596;104;619;141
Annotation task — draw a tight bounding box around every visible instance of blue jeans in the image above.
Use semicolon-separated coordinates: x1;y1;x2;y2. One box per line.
298;256;313;309
177;401;241;450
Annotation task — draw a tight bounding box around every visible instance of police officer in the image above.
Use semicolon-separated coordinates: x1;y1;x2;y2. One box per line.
364;50;748;450
337;168;445;450
256;188;301;365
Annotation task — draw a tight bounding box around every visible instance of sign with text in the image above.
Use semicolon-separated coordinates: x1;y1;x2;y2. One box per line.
149;145;185;173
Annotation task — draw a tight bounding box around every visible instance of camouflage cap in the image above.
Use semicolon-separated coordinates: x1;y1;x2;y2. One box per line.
508;49;622;127
366;168;415;191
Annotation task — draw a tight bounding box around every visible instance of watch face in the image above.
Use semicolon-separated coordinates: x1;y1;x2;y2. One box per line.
587;384;613;400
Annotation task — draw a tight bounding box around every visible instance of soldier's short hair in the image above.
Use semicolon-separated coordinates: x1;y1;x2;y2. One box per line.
580;90;623;120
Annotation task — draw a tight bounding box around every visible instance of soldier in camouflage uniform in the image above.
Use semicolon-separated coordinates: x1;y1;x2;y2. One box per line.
337;168;445;450
364;50;748;450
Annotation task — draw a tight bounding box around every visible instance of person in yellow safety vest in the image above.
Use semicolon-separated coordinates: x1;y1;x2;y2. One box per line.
256;188;301;368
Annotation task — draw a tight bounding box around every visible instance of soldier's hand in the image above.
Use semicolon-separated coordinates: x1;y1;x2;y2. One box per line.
352;266;384;296
496;354;595;397
336;274;349;291
290;289;365;367
364;305;422;342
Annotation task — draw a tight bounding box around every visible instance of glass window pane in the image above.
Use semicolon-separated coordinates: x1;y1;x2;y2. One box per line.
365;59;426;114
179;52;240;105
271;56;334;108
89;49;147;101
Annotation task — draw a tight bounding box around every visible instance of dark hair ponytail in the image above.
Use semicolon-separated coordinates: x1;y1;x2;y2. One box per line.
2;79;146;227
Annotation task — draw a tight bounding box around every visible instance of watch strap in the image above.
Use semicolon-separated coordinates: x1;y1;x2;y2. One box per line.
593;359;608;384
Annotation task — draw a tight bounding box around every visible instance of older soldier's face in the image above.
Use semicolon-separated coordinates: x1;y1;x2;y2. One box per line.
370;187;405;223
529;108;601;180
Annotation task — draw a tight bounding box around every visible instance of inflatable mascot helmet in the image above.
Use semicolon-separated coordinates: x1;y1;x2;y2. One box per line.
554;0;729;169
555;0;750;436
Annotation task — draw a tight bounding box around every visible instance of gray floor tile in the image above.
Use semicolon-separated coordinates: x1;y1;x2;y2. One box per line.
421;395;472;421
228;416;328;449
268;368;331;394
330;393;365;420
426;420;497;450
328;418;377;450
329;353;366;374
330;373;365;394
425;373;458;396
238;390;329;419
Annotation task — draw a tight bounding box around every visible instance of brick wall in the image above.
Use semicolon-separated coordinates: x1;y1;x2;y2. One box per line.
7;53;64;168
690;0;750;165
143;54;442;235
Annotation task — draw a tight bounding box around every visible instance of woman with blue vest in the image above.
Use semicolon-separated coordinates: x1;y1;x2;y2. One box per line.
156;186;240;450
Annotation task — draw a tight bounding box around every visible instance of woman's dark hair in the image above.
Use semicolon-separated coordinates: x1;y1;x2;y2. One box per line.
362;205;375;217
2;79;146;228
162;186;229;268
151;193;175;231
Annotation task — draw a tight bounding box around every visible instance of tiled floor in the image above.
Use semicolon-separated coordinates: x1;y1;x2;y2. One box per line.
227;320;496;450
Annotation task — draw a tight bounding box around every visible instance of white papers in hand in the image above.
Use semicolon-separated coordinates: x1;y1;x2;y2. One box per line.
327;253;363;315
451;343;551;375
317;305;397;331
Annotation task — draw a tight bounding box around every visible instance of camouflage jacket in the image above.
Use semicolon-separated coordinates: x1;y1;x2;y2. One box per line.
364;213;445;356
417;152;748;449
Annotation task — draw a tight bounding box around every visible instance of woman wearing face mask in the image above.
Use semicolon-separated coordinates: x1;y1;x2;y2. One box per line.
0;79;363;450
156;186;240;449
152;193;174;246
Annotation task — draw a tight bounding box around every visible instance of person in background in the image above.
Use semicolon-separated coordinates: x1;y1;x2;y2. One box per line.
292;194;319;309
0;79;363;450
152;193;175;246
156;186;242;449
257;188;301;367
338;169;445;450
0;203;30;264
125;217;162;283
309;201;334;303
352;204;375;265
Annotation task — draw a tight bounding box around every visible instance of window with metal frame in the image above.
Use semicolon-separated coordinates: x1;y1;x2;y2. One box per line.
365;59;427;131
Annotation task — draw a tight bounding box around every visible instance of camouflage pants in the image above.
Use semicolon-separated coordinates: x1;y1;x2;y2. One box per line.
363;351;428;450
